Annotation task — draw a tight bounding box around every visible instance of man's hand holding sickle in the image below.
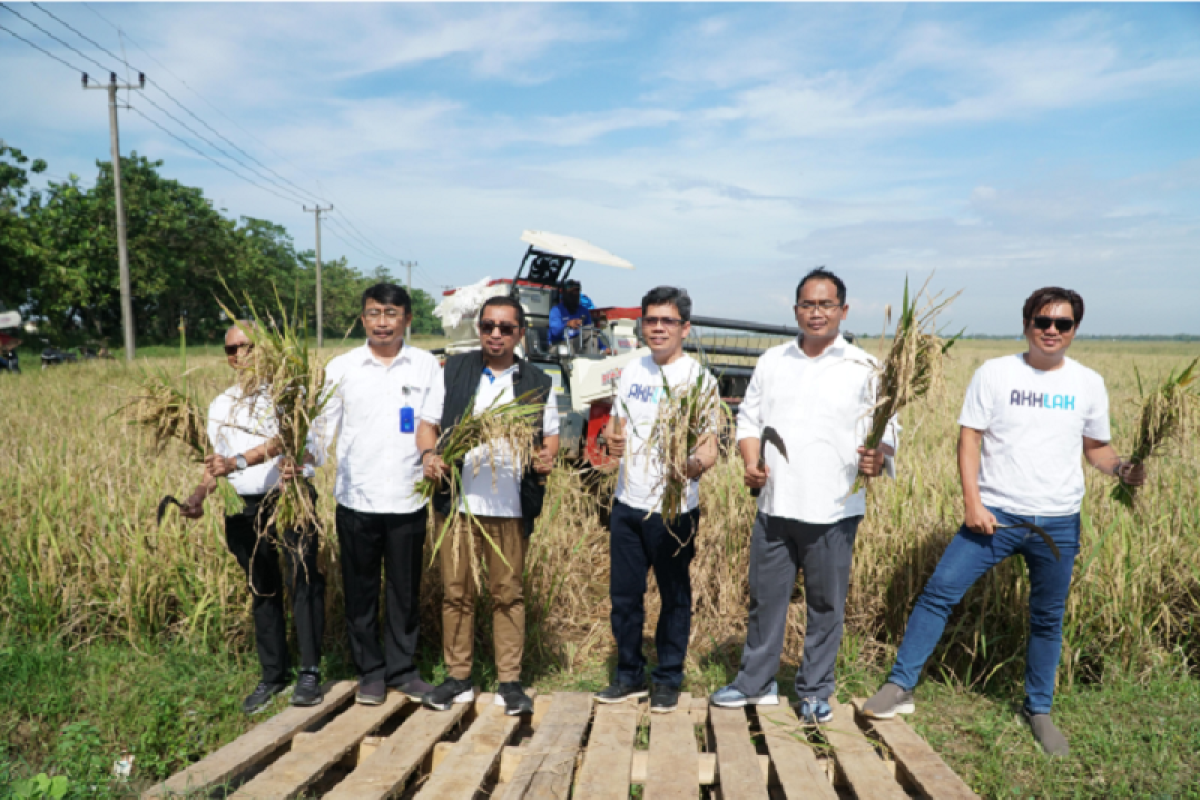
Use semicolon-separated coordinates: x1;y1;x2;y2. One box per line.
748;426;789;498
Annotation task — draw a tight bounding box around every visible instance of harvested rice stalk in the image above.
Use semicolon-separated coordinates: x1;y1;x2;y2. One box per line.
642;366;725;529
217;290;331;535
414;390;543;579
1112;356;1200;509
853;275;961;493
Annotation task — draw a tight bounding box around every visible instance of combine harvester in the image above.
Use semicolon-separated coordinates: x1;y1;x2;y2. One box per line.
434;230;841;467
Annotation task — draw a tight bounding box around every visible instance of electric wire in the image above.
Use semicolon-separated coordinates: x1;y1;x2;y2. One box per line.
325;215;398;262
0;21;89;73
0;3;109;73
325;216;396;263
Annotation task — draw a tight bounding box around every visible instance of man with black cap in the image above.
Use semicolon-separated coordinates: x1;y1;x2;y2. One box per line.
548;280;595;346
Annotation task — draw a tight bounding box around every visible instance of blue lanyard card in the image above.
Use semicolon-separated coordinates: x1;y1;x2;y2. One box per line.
400;385;415;433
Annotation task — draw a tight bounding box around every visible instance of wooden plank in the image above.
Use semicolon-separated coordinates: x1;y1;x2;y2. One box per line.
414;695;520;800
142;681;356;798
496;692;593;800
644;693;699;800
851;699;979;800
709;707;769;800
756;703;838;800
323;703;471;800
230;693;408;799
823;698;908;800
573;700;640;800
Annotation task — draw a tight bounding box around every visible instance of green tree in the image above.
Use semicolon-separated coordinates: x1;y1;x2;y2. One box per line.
0;143;47;313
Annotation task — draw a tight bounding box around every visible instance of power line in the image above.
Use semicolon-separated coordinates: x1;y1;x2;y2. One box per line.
0;21;89;73
0;3;109;73
30;2;129;72
126;104;300;206
325;214;397;263
324;218;391;265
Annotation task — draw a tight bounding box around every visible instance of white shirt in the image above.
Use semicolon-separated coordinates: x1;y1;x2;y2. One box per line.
613;354;719;514
959;354;1110;516
736;337;899;524
316;343;444;514
450;365;561;518
207;386;282;496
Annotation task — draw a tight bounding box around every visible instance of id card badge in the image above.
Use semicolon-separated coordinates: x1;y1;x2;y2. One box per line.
399;386;415;434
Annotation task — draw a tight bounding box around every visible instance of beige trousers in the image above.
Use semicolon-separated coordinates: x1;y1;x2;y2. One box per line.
436;513;527;683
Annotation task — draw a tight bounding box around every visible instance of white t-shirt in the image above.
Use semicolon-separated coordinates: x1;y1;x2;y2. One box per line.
458;365;560;518
959;354;1110;516
613;354;719;514
207;386;282;497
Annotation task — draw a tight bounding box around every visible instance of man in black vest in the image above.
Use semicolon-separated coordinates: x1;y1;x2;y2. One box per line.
418;296;558;716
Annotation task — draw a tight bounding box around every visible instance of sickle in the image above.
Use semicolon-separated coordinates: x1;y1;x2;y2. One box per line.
750;426;790;498
156;495;185;526
994;522;1061;561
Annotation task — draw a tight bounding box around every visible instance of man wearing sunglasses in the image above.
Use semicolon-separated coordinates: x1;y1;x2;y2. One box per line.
418;296;558;716
863;286;1146;757
180;322;326;714
709;268;897;724
594;286;720;714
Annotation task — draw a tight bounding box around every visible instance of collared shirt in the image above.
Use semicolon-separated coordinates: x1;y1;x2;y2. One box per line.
207;386;283;496
316;343;444;514
549;303;593;343
736;337;899;524
449;364;560;518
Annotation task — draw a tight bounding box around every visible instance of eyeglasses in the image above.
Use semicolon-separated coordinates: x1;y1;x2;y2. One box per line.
1032;316;1075;333
224;343;253;356
479;321;520;336
642;316;682;328
363;308;404;320
797;301;842;312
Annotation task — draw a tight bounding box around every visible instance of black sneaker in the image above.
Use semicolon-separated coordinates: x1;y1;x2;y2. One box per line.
650;684;680;714
424;678;475;712
594;681;648;704
495;682;534;716
242;681;287;715
291;671;323;707
356;679;387;705
394;677;434;702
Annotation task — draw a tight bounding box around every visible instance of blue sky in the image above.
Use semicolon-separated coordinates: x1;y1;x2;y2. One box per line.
2;2;1199;335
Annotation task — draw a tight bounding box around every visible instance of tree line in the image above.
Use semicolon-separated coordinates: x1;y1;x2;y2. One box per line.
0;142;442;346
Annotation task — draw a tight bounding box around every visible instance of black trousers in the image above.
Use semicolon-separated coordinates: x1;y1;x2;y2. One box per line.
609;500;699;689
224;492;325;685
336;504;427;686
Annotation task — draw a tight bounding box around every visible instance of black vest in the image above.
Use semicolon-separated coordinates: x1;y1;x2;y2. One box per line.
434;350;554;536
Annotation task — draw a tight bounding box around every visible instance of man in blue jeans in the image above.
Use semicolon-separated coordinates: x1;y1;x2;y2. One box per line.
862;287;1145;756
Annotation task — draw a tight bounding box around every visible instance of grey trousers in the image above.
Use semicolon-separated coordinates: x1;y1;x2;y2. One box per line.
732;512;862;701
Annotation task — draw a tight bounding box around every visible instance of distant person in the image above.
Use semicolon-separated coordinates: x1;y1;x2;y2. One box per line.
418;296;558;716
595;286;719;714
548;280;594;345
709;268;897;724
185;322;326;715
861;287;1146;757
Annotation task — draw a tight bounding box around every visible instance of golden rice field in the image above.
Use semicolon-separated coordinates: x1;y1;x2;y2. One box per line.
1;339;1198;694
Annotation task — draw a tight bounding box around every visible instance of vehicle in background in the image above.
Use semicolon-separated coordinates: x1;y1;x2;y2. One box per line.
0;310;22;374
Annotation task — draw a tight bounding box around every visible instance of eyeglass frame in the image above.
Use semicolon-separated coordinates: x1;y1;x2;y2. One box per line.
362;307;407;320
1031;316;1076;333
224;342;254;356
478;320;522;337
642;316;684;329
795;300;844;313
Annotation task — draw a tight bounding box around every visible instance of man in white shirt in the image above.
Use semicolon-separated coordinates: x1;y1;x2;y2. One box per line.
418;296;558;716
593;286;719;714
181;322;326;715
709;268;896;724
862;287;1145;757
315;283;444;705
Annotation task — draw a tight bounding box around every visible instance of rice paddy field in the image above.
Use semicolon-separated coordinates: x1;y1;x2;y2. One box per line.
2;337;1199;797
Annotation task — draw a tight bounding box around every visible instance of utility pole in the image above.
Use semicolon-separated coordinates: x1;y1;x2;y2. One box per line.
303;204;333;348
84;71;144;363
401;261;416;339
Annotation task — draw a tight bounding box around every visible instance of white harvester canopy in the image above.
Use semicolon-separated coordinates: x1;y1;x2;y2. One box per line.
0;311;21;329
520;230;634;270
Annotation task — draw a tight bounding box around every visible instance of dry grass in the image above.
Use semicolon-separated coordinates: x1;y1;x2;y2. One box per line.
2;340;1199;694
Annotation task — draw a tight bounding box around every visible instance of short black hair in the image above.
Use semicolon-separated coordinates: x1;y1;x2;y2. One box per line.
641;286;692;323
361;282;411;313
479;295;526;328
1023;287;1084;326
795;267;846;305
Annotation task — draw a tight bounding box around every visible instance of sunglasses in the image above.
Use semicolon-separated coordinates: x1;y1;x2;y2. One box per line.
479;321;520;336
1032;316;1075;333
642;316;683;329
224;343;253;356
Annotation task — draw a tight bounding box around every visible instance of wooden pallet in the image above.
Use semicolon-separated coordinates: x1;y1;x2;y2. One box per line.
145;688;978;799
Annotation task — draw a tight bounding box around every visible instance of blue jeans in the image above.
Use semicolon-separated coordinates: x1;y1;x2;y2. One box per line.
609;500;698;689
888;507;1080;714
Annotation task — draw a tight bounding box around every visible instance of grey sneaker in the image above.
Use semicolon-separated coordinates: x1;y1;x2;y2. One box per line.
356;679;387;705
394;677;434;702
861;682;915;719
594;682;648;704
1022;708;1069;757
291;671;324;707
242;681;287;715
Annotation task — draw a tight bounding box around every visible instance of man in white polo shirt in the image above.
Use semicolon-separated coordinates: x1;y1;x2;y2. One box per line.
418;295;558;716
709;268;897;725
862;286;1145;757
183;322;326;715
316;283;444;705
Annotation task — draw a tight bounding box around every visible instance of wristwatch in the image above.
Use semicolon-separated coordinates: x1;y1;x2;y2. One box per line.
235;454;249;472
